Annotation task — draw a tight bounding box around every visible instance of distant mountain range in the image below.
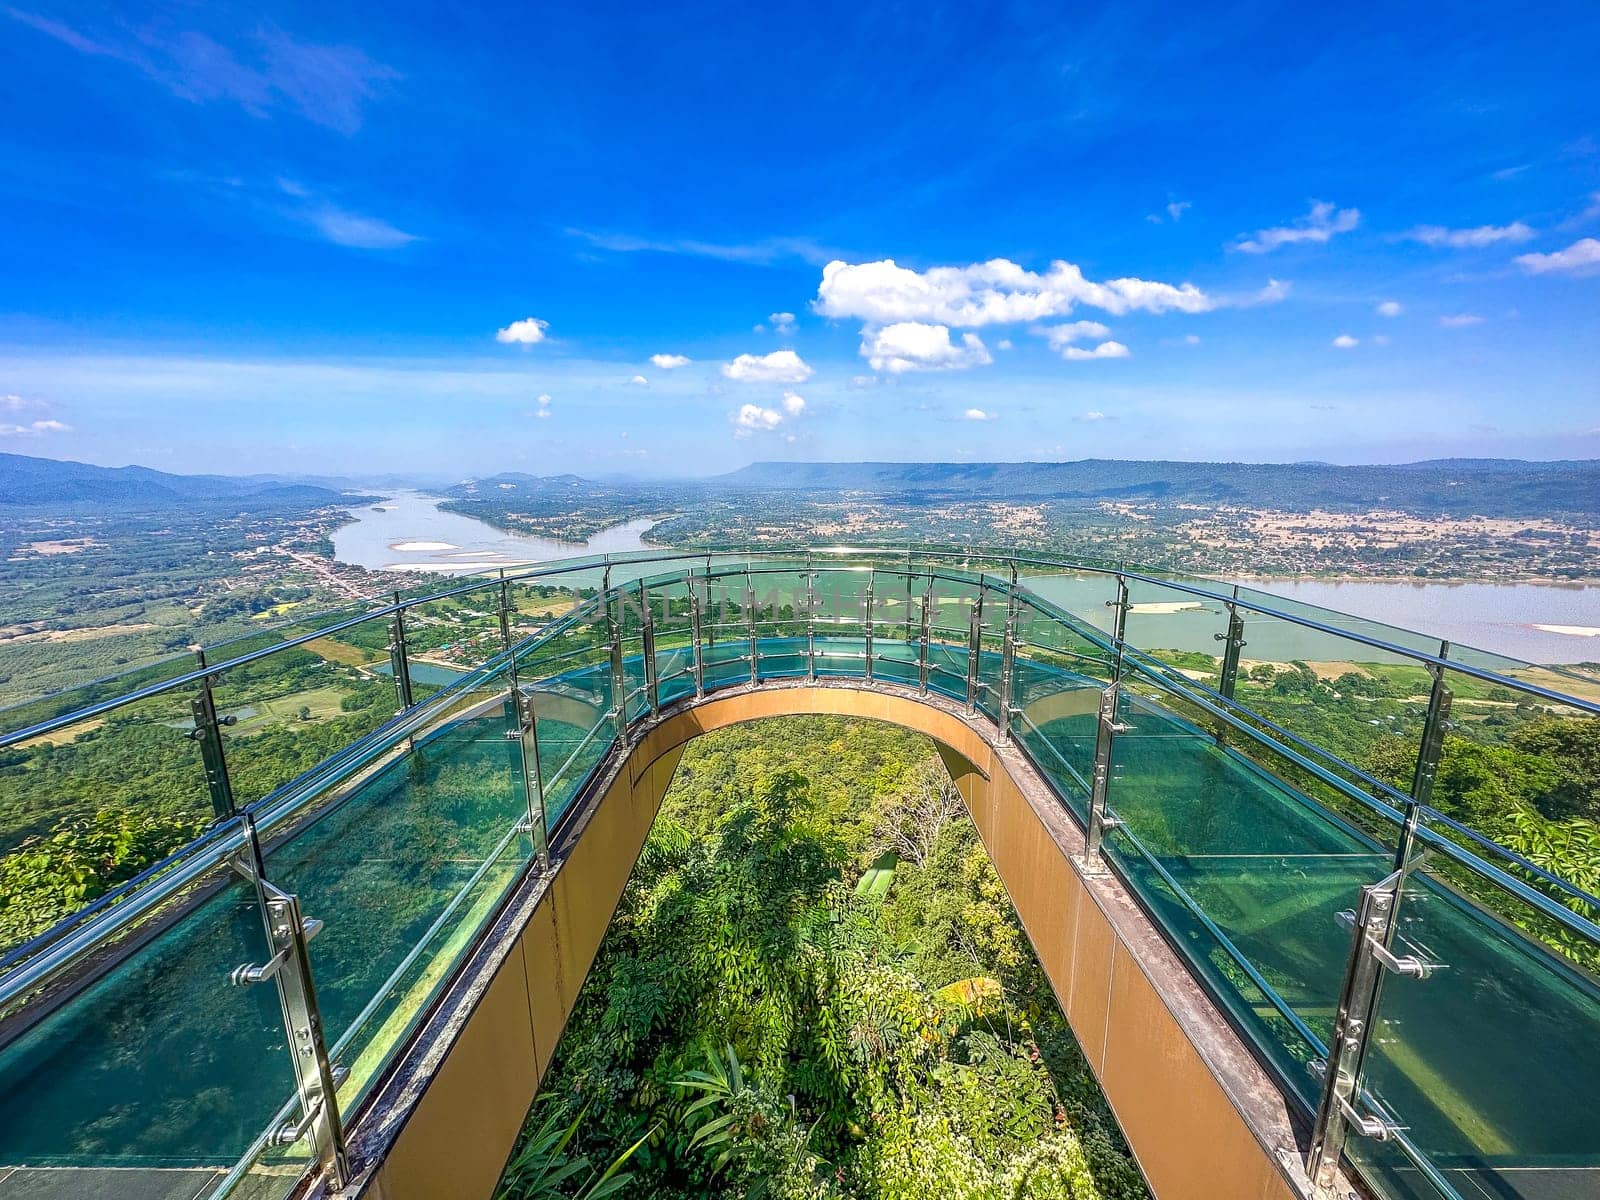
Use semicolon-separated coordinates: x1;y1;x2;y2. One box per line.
712;458;1600;517
0;452;352;508
7;451;1600;519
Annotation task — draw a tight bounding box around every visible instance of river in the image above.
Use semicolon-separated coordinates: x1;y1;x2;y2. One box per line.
332;496;1599;666
331;492;659;573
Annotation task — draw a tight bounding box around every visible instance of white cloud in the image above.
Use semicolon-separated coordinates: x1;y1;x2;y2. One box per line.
1376;300;1403;317
0;418;71;437
649;353;690;369
1036;320;1112;356
1185;333;1201;345
1233;201;1360;253
861;322;993;373
568;228;840;267
303;206;417;249
1405;221;1535;248
721;349;814;383
534;393;552;419
276;179;416;249
1332;334;1359;349
816;257;1214;326
996;338;1013;351
963;408;995;421
734;403;784;436
4;13;398;135
1078;410;1108;422
1515;237;1600;276
496;317;549;345
1060;340;1131;361
627;374;649;386
769;311;797;335
1439;313;1485;327
1145;200;1192;224
1251;278;1292;305
781;391;806;416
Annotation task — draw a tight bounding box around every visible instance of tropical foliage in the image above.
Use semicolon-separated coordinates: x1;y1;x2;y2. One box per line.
500;716;1147;1200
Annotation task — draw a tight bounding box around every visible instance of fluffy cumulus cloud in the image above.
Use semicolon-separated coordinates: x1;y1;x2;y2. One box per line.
816;257;1214;326
496;317;549;344
1035;321;1111;354
1332;334;1359;349
1078;410;1108;422
1515;237;1600;275
649;353;690;369
722;349;813;383
534;393;552;419
1037;321;1128;361
1405;222;1535;248
861;322;992;373
963;408;995;421
1059;341;1130;361
769;311;797;335
1377;300;1403;317
733;403;784;436
1232;201;1360;253
781;391;806;416
627;374;649;386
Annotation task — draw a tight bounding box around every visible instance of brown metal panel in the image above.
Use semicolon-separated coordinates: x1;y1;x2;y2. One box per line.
374;951;539;1200
1102;948;1298;1200
1067;898;1117;1074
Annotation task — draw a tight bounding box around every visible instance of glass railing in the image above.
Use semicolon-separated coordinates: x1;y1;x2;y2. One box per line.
0;549;1596;1200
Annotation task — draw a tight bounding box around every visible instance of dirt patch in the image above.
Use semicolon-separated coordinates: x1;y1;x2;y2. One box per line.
23;538;100;556
1240;659;1373;682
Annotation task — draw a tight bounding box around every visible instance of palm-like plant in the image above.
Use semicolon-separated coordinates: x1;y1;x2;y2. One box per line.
497;1099;651;1200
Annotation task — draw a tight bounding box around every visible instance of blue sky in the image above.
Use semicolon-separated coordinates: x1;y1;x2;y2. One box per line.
1;1;1597;478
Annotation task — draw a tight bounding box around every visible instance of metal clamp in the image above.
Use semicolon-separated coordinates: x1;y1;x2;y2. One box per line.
1335;909;1440;979
230;915;324;985
273;1064;351;1145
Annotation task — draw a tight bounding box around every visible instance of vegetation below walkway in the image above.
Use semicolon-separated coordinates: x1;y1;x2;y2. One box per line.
499;716;1148;1200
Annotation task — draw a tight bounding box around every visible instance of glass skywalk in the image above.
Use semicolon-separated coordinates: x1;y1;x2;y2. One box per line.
0;550;1595;1200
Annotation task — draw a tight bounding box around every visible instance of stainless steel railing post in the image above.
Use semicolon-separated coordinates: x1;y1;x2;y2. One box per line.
746;580;759;685
1411;642;1453;809
1080;681;1124;870
512;688;550;868
497;574;514;652
805;563;817;682
639;580;659;717
189;648;237;820
1306;865;1437;1192
232;814;349;1188
864;574;875;683
605;572;627;738
387;593;414;713
997;610;1017;743
1216;595;1247;701
689;568;706;698
918;579;932;694
1107;574;1130;679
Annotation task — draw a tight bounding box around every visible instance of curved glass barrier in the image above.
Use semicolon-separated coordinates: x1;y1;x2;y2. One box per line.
1;552;1596;1200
